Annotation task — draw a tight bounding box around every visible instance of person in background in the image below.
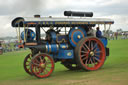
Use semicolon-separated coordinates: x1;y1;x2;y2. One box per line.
115;32;118;40
96;27;102;38
0;42;3;54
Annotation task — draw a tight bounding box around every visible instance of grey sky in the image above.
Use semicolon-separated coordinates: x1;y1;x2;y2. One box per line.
0;0;128;37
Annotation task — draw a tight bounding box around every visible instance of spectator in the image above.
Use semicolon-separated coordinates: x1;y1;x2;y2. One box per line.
115;32;118;40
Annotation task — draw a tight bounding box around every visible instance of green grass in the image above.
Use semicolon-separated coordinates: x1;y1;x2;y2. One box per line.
0;39;128;85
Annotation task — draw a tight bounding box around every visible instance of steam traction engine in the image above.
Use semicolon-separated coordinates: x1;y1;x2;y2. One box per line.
12;11;114;78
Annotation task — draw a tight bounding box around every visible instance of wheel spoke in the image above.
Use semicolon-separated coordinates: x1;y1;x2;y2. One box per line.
95;51;102;53
92;57;96;65
39;68;44;74
83;43;90;51
88;58;91;64
39;56;43;62
90;58;93;64
93;43;98;50
36;67;41;74
81;54;85;58
94;54;100;57
91;41;94;50
85;59;88;65
94;47;99;52
82;56;88;61
42;69;46;74
32;62;40;66
94;57;101;62
36;67;42;73
82;45;87;51
35;59;40;64
46;61;52;64
42;58;45;62
88;40;91;49
34;66;38;74
44;68;49;73
82;53;88;57
81;51;88;54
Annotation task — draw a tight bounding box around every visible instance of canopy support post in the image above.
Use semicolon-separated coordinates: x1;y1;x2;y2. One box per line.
23;24;26;42
25;25;29;41
104;24;107;37
104;24;106;32
65;25;66;34
108;24;111;31
41;27;46;33
15;28;19;42
36;25;41;44
18;24;21;43
98;24;100;27
107;24;111;39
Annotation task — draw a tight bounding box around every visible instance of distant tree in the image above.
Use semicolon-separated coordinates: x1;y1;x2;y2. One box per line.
0;38;4;40
117;28;123;33
109;30;113;34
102;30;113;37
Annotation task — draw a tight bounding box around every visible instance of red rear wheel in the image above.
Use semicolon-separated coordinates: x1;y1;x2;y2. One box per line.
24;54;33;75
75;37;106;71
30;53;54;78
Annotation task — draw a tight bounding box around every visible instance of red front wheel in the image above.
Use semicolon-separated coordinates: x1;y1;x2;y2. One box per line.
75;37;106;71
30;53;54;78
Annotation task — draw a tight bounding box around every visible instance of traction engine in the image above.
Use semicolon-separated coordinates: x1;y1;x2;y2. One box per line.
11;11;114;78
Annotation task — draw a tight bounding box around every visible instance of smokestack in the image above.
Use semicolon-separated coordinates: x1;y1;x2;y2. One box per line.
64;11;93;17
34;15;40;18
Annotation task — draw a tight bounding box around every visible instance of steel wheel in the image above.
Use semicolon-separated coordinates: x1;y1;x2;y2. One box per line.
75;37;106;71
30;53;54;78
24;53;33;75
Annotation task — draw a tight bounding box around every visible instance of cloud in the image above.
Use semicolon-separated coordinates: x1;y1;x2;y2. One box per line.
0;0;128;37
0;16;16;37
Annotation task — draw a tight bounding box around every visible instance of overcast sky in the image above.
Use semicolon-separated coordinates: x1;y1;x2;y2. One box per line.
0;0;128;37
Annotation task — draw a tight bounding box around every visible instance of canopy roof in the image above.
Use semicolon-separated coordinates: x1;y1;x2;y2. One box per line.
12;17;114;27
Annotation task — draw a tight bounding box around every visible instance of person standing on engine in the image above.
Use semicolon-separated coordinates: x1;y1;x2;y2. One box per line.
96;27;102;38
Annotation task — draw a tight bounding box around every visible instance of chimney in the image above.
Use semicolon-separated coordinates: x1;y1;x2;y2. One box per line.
34;15;40;18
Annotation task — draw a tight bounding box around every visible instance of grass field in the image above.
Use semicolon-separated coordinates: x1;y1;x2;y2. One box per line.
0;39;128;85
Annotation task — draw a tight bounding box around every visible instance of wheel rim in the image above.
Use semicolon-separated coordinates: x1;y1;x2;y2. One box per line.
79;38;105;70
24;54;33;75
31;53;54;78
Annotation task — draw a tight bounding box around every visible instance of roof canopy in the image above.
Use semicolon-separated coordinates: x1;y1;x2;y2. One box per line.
12;17;114;27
